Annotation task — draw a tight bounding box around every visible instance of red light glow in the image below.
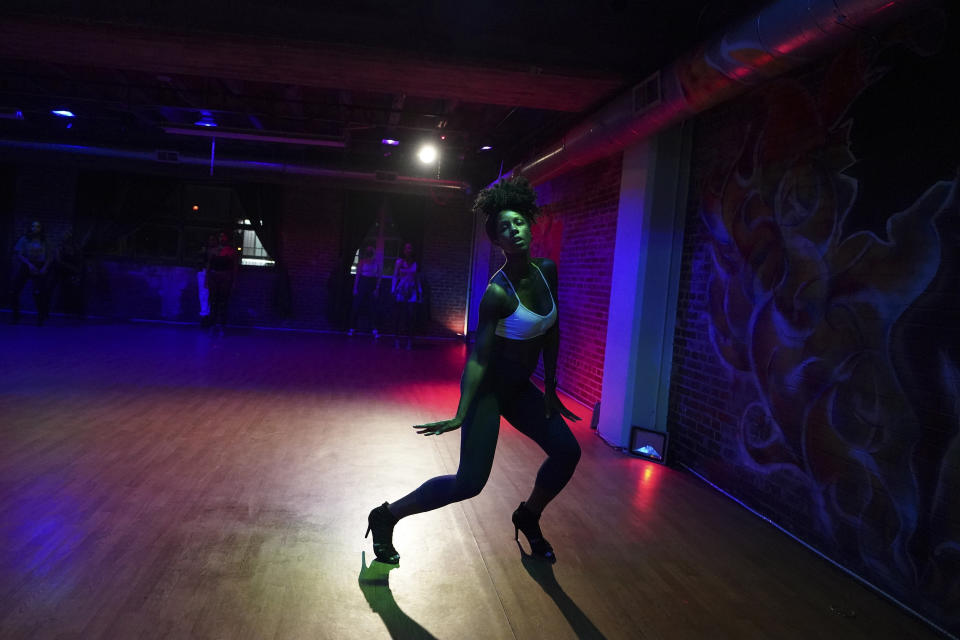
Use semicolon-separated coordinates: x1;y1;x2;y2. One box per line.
632;461;664;510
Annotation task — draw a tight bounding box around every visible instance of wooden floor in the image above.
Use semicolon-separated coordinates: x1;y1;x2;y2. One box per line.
0;319;944;640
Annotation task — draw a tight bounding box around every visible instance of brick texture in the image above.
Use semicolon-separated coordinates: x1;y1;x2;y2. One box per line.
487;155;623;407
420;203;472;336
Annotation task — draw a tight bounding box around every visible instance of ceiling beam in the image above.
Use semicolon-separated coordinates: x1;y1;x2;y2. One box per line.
0;17;625;113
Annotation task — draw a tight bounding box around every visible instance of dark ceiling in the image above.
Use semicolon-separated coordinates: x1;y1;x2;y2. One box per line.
0;1;764;190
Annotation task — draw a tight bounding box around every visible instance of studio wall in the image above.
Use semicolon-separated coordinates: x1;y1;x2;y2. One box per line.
669;11;960;633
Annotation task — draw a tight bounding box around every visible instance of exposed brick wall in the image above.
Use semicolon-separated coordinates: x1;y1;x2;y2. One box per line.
420;204;472;336
274;184;344;329
483;155;622;406
668;24;960;634
536;156;622;407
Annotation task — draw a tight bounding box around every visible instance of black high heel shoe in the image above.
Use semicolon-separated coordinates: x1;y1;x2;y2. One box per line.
366;502;400;564
512;502;556;563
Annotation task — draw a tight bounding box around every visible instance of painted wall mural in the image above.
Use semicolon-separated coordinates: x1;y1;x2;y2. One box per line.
692;16;959;630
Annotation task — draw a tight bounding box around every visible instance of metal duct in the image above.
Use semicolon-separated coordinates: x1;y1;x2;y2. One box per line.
0;139;469;194
515;0;925;185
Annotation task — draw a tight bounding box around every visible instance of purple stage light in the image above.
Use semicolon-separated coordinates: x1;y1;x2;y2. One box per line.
194;111;218;127
381;139;400;146
480;145;493;151
52;110;75;118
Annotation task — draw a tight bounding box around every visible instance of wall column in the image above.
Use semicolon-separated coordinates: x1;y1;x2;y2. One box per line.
598;124;690;448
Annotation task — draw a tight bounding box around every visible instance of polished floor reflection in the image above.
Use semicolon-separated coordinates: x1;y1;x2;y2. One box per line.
0;320;942;639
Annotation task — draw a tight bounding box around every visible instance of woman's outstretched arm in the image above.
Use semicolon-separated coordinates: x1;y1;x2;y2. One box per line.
414;284;505;435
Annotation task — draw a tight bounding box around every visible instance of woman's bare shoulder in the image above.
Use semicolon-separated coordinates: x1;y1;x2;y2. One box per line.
480;279;511;316
534;257;556;271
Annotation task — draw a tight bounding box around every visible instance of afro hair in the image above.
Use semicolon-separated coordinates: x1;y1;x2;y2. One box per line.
472;176;540;242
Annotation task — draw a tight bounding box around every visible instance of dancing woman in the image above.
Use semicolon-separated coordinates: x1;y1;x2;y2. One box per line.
366;177;581;564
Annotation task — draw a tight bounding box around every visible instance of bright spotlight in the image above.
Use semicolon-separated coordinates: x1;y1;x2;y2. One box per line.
52;110;75;118
417;144;438;164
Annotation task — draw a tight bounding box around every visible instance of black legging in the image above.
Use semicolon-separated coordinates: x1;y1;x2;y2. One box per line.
393;300;417;341
207;270;233;328
350;275;379;330
389;361;581;519
10;263;51;322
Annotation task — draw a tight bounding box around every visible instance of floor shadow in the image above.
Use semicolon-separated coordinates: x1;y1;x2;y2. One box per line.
358;551;439;640
518;543;608;640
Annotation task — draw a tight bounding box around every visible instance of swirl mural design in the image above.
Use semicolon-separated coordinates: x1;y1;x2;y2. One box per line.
696;33;959;628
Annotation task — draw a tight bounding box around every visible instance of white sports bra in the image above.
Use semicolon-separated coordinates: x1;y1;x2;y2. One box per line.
494;264;557;340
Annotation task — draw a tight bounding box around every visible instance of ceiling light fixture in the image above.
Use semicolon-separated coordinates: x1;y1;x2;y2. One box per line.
194;111;218;127
417;144;438;164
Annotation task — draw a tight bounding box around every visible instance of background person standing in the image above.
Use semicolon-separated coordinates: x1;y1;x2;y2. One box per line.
9;220;53;325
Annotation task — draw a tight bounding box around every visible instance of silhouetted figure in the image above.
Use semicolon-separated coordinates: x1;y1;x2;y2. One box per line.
205;231;238;336
198;234;217;328
366;177;582;565
349;245;382;337
391;242;421;349
10;220;53;325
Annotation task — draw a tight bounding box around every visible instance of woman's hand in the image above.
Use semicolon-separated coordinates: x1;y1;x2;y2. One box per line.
413;417;463;436
545;389;581;421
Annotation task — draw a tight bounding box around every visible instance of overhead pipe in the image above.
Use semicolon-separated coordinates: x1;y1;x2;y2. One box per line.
0;139;470;193
513;0;925;185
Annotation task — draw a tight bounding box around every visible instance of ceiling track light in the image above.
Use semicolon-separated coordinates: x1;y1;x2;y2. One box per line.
194;110;218;127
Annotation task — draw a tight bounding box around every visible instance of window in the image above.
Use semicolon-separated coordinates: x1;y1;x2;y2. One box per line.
236;219;275;267
77;172;278;268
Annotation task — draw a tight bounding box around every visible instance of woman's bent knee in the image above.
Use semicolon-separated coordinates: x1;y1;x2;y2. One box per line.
554;438;581;468
559;446;581;475
453;477;487;501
